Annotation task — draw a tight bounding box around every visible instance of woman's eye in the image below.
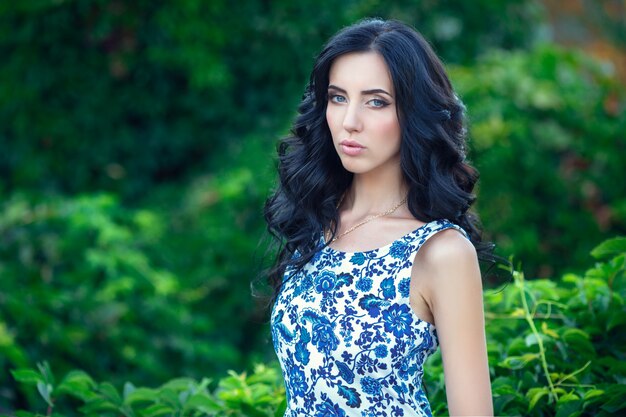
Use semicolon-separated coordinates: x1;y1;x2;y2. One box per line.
369;98;388;108
329;94;347;103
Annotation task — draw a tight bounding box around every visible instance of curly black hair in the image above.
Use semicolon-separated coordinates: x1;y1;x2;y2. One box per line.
264;18;494;303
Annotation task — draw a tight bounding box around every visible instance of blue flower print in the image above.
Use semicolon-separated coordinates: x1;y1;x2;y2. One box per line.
417;326;434;350
315;398;346;417
398;278;411;298
374;344;388;358
389;240;410;259
336;361;355;384
349;252;366;265
391;405;405;416
337;384;361;407
316;270;336;293
358;295;389;318
312;320;339;354
382;304;413;337
397;356;418;381
295;328;311;365
381;277;396;299
360;376;382;396
356;277;373;292
271;220;462;415
288;366;308;397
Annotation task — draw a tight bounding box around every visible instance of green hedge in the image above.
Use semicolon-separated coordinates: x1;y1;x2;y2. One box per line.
0;0;543;198
423;236;626;416
2;2;626;415
0;177;273;411
2;44;625;415
452;45;626;277
9;237;626;416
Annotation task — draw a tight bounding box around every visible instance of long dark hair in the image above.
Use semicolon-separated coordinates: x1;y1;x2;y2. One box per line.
264;18;493;303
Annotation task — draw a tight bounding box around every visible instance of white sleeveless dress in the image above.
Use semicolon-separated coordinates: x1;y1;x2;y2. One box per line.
271;219;468;417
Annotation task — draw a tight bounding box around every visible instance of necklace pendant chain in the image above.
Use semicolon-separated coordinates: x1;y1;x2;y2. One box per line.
328;195;408;244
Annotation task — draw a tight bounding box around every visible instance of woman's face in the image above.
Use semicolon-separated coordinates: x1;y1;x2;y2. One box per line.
326;51;402;177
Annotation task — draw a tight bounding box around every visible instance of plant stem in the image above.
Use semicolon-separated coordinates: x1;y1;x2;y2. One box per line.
514;269;559;402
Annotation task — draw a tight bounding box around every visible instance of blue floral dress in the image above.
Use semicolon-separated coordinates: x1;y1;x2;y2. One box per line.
271;219;468;417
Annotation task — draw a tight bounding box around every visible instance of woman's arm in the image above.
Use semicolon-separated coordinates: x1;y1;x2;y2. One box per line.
413;229;493;416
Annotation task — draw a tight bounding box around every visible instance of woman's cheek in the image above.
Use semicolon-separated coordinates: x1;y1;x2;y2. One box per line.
326;108;343;135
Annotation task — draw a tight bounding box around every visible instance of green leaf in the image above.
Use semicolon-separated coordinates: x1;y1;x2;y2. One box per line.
497;353;539;370
556;393;582;417
607;308;626;331
141;403;176;417
58;370;95;388
37;362;55;386
527;387;550;411
159;378;196;391
98;382;122;405
124;387;158;405
561;328;595;356
602;385;626;412
591;237;626;260
36;381;54;407
184;392;222;413
274;397;287;417
583;388;605;406
79;398;119;414
56;370;97;400
123;382;136;399
240;402;269;417
493;393;520;413
556;402;583;417
156;388;180;407
11;369;43;385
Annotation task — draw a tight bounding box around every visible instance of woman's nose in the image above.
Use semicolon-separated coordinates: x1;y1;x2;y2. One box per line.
342;103;363;132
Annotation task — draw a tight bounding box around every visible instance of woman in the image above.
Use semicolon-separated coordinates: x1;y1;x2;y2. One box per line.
265;18;493;416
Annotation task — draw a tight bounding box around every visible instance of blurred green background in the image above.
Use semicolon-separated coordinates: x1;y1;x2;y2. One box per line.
1;0;625;415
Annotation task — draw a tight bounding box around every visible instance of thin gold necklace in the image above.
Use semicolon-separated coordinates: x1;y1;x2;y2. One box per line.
327;195;408;244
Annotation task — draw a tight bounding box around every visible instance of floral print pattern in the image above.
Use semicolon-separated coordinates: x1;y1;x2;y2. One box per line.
271;220;467;417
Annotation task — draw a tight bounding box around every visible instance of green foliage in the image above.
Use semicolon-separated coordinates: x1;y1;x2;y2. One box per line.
0;0;545;198
3;1;625;416
425;236;626;416
10;363;285;417
0;0;338;197
0;184;273;411
10;237;626;416
452;45;626;277
351;0;545;64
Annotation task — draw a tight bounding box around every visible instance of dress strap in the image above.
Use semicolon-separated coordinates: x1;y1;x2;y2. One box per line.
401;219;470;265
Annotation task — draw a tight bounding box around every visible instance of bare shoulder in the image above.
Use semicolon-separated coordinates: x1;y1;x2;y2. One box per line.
415;227;478;268
412;227;482;305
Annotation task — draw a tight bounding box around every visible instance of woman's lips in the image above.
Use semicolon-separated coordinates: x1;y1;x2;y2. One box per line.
340;140;365;156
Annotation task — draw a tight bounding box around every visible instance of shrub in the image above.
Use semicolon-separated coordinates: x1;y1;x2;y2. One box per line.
452;45;626;277
9;237;626;416
424;236;626;416
0;0;545;199
0;192;246;411
11;363;285;417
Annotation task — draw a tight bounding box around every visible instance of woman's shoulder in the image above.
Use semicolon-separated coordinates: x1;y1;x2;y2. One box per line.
412;224;482;310
416;225;478;270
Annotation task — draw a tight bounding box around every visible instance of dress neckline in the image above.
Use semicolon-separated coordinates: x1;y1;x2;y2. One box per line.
323;220;440;255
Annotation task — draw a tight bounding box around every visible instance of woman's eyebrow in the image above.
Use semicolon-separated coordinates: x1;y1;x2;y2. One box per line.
361;88;393;97
327;84;348;94
328;84;393;98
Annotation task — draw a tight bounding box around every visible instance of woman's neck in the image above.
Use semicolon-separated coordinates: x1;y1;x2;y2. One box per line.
343;170;407;215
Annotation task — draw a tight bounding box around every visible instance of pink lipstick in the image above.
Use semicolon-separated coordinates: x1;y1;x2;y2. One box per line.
340;140;365;156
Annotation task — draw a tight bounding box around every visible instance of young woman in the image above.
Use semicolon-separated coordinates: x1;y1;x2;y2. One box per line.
265;18;493;416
